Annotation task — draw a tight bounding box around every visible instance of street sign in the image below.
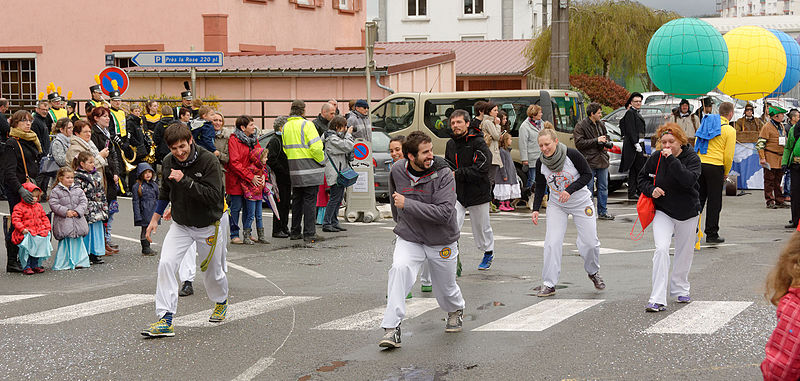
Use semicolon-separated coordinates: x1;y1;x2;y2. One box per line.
98;66;129;96
353;142;370;161
131;52;224;67
105;54;114;67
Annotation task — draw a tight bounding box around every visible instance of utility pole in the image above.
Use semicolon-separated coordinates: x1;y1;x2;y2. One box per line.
542;0;548;31
549;0;569;89
365;22;377;107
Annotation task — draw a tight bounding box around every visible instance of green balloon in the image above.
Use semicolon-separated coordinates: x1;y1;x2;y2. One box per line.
646;18;729;97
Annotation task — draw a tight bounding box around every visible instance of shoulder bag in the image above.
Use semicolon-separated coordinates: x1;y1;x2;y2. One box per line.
328;155;358;187
630;154;661;241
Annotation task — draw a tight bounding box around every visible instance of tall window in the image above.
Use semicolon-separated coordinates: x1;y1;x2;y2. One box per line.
0;58;36;110
407;0;426;16
464;0;483;15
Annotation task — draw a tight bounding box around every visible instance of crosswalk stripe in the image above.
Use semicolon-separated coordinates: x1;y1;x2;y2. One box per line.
472;299;604;332
0;294;152;325
0;294;45;305
313;298;440;331
174;296;319;328
644;301;752;334
519;241;575;247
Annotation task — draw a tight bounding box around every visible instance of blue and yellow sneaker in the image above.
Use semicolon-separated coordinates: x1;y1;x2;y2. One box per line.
209;300;228;323
141;318;174;337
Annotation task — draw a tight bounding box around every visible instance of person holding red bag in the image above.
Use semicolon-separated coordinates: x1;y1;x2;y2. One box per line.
637;123;701;313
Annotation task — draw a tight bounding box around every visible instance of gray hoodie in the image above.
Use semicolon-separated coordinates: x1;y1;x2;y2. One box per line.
389;156;459;246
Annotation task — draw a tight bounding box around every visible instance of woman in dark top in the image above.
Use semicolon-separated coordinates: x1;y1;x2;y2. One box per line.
3;110;43;272
637;123;701;313
529;129;605;297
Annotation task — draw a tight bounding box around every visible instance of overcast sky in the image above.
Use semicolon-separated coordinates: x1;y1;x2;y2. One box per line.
633;0;718;17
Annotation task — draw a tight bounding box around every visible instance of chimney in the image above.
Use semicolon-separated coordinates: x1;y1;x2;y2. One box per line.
202;14;228;53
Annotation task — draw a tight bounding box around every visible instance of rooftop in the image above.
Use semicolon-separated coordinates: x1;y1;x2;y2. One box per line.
126;50;455;76
700;15;800;35
375;39;532;76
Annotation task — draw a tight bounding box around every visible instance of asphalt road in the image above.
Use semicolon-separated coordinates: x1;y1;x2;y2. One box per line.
0;187;790;380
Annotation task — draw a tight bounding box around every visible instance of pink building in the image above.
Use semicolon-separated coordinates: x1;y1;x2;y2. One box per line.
0;0;366;108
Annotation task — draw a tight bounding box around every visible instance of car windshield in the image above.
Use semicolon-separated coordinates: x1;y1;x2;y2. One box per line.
371;129;390;152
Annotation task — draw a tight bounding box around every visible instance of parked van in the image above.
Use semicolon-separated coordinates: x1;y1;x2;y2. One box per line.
370;89;585;182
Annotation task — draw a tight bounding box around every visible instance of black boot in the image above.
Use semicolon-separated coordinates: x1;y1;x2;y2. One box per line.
179;281;194;297
89;254;105;264
141;240;157;256
5;240;21;273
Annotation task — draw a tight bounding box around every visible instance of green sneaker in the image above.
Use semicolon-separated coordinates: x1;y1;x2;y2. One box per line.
421;285;432;293
209;301;228;323
456;255;462;277
406;292;412;299
141;318;174;337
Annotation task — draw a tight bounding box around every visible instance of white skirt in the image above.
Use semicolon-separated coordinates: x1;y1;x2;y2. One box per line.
493;184;521;200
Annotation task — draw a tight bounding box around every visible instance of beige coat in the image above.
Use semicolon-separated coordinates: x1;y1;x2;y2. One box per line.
671;114;699;138
481;115;502;167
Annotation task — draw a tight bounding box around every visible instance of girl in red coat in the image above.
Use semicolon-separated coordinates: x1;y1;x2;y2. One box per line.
763;232;800;380
11;182;52;275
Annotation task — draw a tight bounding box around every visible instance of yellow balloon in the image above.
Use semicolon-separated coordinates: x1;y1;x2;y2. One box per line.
718;26;787;101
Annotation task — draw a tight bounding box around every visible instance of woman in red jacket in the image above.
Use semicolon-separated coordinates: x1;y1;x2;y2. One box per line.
763;232;800;380
226;115;264;244
11;182;52;274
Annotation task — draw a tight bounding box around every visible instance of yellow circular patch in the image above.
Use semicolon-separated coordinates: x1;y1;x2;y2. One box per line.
439;247;452;259
206;236;216;246
585;206;594;217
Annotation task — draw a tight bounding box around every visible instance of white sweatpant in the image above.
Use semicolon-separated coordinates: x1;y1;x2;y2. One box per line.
541;201;601;288
178;243;197;283
649;211;698;305
381;237;465;329
155;213;229;317
419;261;432;287
456;201;494;253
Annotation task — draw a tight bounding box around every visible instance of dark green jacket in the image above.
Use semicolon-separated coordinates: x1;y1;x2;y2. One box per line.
782;122;800;167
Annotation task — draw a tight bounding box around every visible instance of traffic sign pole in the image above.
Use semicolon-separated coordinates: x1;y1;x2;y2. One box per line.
345;140;380;223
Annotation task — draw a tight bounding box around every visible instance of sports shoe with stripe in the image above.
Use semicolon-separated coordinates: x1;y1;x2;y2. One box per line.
536;285;556;297
445;309;463;333
209;300;228;323
645;303;667;312
378;326;401;348
141;318;174;337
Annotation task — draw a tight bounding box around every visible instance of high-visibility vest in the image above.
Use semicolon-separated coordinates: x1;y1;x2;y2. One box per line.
282;117;325;187
109;108;127;137
48;107;67;124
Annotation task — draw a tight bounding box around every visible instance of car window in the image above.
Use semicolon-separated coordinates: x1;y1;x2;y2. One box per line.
371;130;390;153
551;96;578;133
371;97;415;133
422;97;541;138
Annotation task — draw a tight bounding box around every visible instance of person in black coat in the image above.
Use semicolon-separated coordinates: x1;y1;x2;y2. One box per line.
126;107;149;196
32;101;52;192
3;110;43;272
0;98;10;142
153;105;175;166
444;109;497;271
266;116;291;238
88;106;125;252
619;92;647;199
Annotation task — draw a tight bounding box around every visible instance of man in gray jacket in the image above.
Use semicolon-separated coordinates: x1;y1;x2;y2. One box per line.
347;99;372;142
379;131;465;349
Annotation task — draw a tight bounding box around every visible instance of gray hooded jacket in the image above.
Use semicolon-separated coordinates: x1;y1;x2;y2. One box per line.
389;156;459;246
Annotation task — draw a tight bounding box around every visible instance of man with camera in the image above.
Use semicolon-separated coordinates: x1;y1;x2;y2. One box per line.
574;102;615;220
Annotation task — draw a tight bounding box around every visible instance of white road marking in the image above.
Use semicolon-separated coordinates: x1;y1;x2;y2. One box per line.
519;241;575;247
644;301;753;334
473;299;604;332
110;234;158;245
228;262;266;279
232;357;275;381
174;296;319;328
341;221;387;226
0;294;152;324
567;243;738;254
313;298;440;331
0;294;45;305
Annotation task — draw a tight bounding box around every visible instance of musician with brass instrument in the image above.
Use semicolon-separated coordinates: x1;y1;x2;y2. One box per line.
125;103;153;195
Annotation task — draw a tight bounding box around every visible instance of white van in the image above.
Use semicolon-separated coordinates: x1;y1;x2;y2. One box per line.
370;89;585;182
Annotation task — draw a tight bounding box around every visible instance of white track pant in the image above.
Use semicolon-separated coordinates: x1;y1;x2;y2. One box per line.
178;243;197;283
381;237;465;329
541;201;601;288
155;213;229;317
649;211;698;305
456;201;494;253
419;262;432;287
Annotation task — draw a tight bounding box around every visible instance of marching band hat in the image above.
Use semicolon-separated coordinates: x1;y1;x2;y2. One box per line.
109;90;122;101
90;84;102;93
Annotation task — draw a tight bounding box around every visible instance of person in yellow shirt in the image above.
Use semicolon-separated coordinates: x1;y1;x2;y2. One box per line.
696;102;736;244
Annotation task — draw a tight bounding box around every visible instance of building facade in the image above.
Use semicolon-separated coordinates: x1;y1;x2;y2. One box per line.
0;0;365;110
717;0;800;17
370;0;550;42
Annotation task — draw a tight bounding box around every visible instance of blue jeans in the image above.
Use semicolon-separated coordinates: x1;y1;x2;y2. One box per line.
243;199;263;230
229;195;248;239
785;168;791;197
323;184;345;228
526;167;537;189
589;167;609;215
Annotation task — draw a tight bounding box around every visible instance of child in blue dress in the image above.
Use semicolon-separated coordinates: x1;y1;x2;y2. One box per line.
49;167;90;270
73;151;109;265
